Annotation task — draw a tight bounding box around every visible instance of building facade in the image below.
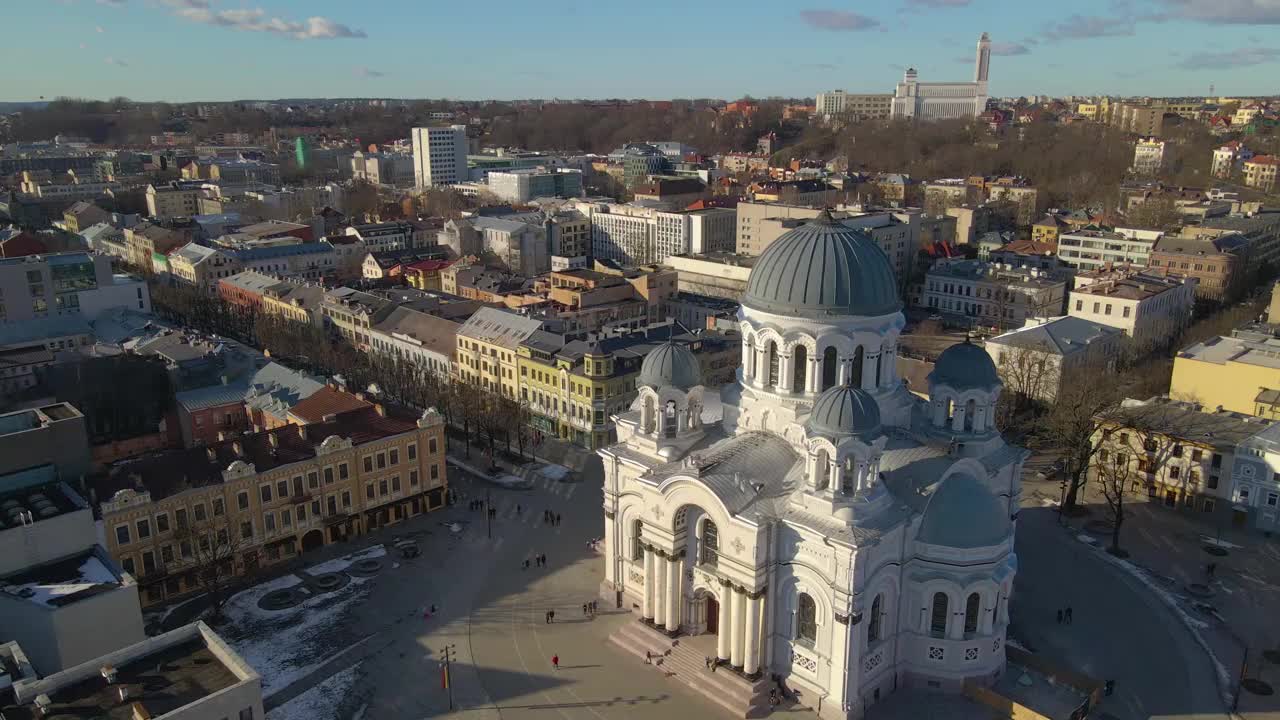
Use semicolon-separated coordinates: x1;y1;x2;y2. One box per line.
923;259;1065;330
600;213;1022;719
1056;227;1163;271
890;34;990;121
412;125;469;188
1068;269;1195;351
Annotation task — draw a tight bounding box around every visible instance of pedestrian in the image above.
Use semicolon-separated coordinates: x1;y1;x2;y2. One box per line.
516;504;522;514
542;553;548;565
591;600;597;614
1064;606;1073;624
583;603;589;616
645;650;652;664
1207;562;1217;578
1056;609;1062;624
552;654;559;670
556;513;562;526
549;609;555;623
545;611;550;624
705;656;712;670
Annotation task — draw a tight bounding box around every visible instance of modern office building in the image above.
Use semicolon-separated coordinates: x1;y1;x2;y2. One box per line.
1055;227;1164;271
814;91;894;121
487;168;584;203
890;33;990;120
411;125;469;188
1132;138;1166;176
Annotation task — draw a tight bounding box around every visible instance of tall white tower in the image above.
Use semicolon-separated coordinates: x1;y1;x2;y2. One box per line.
974;32;991;86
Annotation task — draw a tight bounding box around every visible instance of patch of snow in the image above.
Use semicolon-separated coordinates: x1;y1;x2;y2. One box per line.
1198;536;1241;550
266;662;362;720
304;545;386;575
4;555;119;607
217;573;371;695
536;463;571;481
1075;534;1097;545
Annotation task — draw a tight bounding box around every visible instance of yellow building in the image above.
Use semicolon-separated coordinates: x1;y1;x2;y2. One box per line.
1076;103;1099;120
455;306;543;399
1243;156;1279;193
516;329;741;449
100;403;447;607
1171;333;1280;417
1030;214;1070;243
260;283;325;328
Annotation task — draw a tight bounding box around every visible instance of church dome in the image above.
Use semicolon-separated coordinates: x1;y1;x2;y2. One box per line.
929;339;1000;391
638;341;701;390
806;385;882;438
742;210;901;319
917;472;1010;548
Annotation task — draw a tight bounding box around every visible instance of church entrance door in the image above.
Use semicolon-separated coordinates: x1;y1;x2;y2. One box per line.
706;597;719;634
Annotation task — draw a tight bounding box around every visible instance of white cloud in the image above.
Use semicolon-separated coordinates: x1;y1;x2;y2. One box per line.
904;0;970;6
798;9;881;31
95;25;104;33
990;41;1030;55
96;0;126;6
104;56;127;67
1042;14;1137;40
169;4;365;39
1156;0;1280;24
356;67;387;78
1178;46;1280;69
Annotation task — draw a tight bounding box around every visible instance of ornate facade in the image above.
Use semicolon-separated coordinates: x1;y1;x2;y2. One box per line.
600;212;1024;718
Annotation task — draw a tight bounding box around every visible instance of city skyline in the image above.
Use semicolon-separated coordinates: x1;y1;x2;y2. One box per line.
5;0;1280;102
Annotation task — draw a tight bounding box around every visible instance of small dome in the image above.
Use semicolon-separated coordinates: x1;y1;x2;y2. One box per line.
742;210;901;319
917;472;1010;548
806;386;882;438
639;341;701;390
929;340;1000;391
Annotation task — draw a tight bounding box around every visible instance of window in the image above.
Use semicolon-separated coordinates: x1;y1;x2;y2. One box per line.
121;557;136;575
411;469;420;486
1123;306;1131;319
868;594;883;644
276;480;288;499
240;708;255;720
379;479;389;496
1075;299;1083;311
143;551;156;574
429;437;438;455
265;513;276;533
241;521;253;540
193;503;206;522
366;483;375;500
261;485;273;503
930;593;949;638
700;520;719;566
392;475;401;492
1104;304;1112;316
364;456;374;473
797;593;818;645
631;520;644;560
238;492;250;511
1192;449;1203;461
1170;467;1181;479
390;449;399;465
297;504;306;522
308;471;319;489
293;476;303;497
180;541;192;559
137;518;151;540
115;525;131;545
408;444;417;461
176;508;188;528
213;498;225;516
377;453;387;470
430;464;439;481
1267;492;1278;507
156;513;170;533
342;491;351;508
161;545;174;564
339;463;349;481
324;467;334;484
281;509;292;528
964;593;980;634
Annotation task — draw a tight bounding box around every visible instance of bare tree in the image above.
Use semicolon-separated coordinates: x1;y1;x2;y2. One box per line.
452;377;482;460
172;513;244;617
993;340;1056;417
1034;360;1127;513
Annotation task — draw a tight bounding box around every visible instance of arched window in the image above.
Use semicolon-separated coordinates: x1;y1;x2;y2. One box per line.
930;592;949;637
700;520;719;566
631;519;644;560
797;593;817;645
747;338;757;379
964;398;976;432
964;592;981;635
841;456;856;495
867;594;883;644
851;346;865;388
767;341;779;388
792;345;807;392
814;449;830;490
822;347;838;390
664;400;677;439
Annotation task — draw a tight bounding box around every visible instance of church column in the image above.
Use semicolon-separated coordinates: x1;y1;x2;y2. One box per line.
829;607;854;714
603;510;616;590
862;353;879;390
777;354;792;393
664;554;682;632
730;586;747;668
806;355;821;393
837;356;852;387
951;404;966;433
880;346;896;386
653;551;667;623
933;398;946;427
743;589;764;675
754;347;769;389
741;341;753;382
642;546;656;620
716;582;732;661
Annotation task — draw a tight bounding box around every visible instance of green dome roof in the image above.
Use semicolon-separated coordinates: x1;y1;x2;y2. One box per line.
806;385;882;438
742;211;901;319
917;473;1010;548
638;341;701;390
928;340;1000;391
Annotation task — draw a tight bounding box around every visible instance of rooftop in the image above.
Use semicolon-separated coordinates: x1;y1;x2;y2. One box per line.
371;307;459;358
2;622;252;720
927;259;1062;288
0;477;82;532
0;314;91;347
457;307;543;348
1178;333;1280;370
236;219;309;238
0;548;121;609
0;404;81;439
287;385;373;424
1072;269;1189;300
986;316;1126;356
219;270;289;295
1114;396;1271;447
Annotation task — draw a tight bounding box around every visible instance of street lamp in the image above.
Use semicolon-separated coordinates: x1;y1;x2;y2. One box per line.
440;643;457;711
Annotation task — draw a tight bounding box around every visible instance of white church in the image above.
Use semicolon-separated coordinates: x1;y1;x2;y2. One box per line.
890;32;992;121
599;211;1025;718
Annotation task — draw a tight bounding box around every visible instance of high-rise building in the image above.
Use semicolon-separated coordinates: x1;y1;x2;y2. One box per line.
891;32;990;121
411;125;468;188
814;90;893;121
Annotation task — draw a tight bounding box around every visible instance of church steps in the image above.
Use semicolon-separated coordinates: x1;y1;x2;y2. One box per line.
609;619;772;717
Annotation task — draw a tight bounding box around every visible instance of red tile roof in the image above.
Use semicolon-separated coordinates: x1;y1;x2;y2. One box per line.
287;386;374;424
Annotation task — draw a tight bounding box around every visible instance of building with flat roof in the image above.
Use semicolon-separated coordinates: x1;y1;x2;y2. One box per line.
1056;227;1164;272
368;306;458;379
1171;332;1280;417
1;621;262;720
814;90;893;121
1147;234;1249;303
412;125;469;188
456;307;544;399
890;33;990;121
662;253;757;300
0;252;150;324
923;259;1066;331
1069;268;1195;351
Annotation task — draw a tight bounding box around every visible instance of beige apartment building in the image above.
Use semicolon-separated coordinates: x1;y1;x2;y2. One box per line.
455;306;543;398
1243;156;1279;192
1069;268;1195;351
259;282;326;327
145;183;203;218
99;402;447;607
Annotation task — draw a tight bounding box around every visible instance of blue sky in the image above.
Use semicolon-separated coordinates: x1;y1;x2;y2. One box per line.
4;0;1279;101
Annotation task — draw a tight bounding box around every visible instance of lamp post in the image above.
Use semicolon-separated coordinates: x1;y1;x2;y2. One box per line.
440;643;456;711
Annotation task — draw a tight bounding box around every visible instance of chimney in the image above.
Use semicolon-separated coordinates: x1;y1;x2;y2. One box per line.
297;423;308;440
100;665;118;684
375;404;386;417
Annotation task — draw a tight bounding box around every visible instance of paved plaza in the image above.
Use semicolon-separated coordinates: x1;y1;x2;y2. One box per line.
190;440;1279;720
